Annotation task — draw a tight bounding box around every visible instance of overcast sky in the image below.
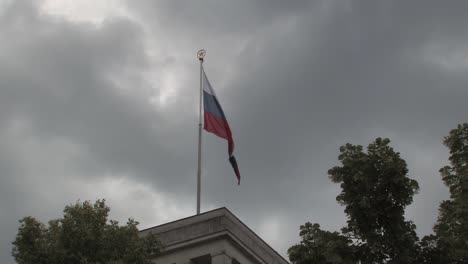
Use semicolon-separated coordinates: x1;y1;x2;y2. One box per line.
1;0;467;262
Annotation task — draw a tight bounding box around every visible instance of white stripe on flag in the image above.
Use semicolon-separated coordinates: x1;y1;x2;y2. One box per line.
202;70;217;96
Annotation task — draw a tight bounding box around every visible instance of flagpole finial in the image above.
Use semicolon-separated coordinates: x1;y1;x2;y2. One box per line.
197;49;206;62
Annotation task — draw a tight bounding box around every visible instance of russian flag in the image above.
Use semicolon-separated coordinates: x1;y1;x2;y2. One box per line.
202;69;241;184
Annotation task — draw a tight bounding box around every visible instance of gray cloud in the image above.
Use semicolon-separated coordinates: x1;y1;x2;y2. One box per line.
0;1;189;262
1;0;467;262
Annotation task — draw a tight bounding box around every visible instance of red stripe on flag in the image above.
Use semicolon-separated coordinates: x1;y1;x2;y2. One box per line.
204;111;239;183
204;112;234;156
204;112;228;139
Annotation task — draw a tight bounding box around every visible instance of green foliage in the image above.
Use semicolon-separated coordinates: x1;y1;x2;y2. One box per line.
328;138;419;263
12;199;162;264
288;223;356;264
289;138;420;264
289;124;468;263
433;123;468;263
415;235;448;264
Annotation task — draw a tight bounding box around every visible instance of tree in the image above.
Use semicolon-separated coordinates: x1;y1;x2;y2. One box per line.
328;138;419;263
432;123;468;263
288;138;420;264
415;235;448;264
12;199;162;264
288;223;356;264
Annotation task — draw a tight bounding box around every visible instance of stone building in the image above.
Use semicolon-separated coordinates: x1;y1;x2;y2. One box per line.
140;207;289;264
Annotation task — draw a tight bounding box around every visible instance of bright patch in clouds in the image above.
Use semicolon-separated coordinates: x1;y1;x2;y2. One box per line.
258;217;281;244
156;70;179;107
424;42;468;71
81;176;193;229
146;65;187;109
3;118;191;229
40;0;129;24
257;216;293;258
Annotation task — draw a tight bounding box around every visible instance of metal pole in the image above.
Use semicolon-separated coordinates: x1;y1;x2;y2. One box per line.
196;50;205;215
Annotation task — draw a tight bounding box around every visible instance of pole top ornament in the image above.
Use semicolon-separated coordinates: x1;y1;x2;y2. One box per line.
197;49;206;61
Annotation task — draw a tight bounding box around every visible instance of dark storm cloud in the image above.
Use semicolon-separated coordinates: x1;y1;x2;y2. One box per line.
0;0;200;190
0;1;193;262
127;0;468;253
130;0;312;35
1;0;468;262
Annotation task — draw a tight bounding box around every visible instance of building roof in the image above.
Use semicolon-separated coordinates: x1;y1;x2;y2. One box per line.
140;207;289;264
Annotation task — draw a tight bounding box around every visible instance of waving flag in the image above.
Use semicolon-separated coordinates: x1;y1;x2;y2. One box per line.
202;69;241;184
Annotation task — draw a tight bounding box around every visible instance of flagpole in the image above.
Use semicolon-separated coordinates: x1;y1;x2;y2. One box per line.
196;49;205;215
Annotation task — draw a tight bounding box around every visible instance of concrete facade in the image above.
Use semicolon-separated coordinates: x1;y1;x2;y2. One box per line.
140;208;289;264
